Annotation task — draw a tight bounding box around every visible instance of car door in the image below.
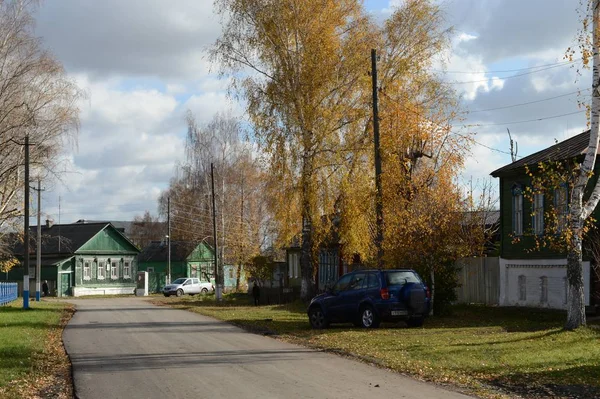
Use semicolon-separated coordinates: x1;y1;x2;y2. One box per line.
341;272;367;321
191;278;201;294
325;273;353;322
181;279;191;294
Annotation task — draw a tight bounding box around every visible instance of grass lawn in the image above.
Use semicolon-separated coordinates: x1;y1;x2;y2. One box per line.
153;294;600;399
0;300;74;399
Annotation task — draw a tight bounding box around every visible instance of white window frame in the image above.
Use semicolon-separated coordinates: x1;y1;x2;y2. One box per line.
123;261;131;279
97;260;106;280
518;275;526;301
555;185;568;233
512;187;523;236
111;260;119;280
533;193;544;235
83;260;92;281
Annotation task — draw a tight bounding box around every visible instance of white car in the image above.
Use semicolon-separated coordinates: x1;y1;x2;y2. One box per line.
163;278;213;297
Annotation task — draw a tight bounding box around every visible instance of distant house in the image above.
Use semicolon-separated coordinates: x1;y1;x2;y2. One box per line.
491;130;598;309
74;219;166;249
1;221;140;297
223;264;247;291
138;241;215;291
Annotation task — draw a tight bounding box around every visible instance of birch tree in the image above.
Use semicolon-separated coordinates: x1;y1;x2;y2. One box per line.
559;0;600;329
0;0;80;252
212;0;375;300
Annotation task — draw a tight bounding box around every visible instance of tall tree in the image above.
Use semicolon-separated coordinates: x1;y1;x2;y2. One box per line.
213;0;375;300
0;0;80;253
558;0;600;329
160;112;267;289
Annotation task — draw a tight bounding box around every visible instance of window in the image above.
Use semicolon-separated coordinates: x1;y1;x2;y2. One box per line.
518;275;526;301
83;261;91;280
533;193;544;235
332;273;353;293
228;268;234;279
123;261;131;279
190;265;198;278
512;185;523;235
111;260;119;279
366;273;379;289
29;265;35;278
349;273;366;290
97;261;106;280
554;184;568;232
289;253;300;279
147;267;154;273
540;276;548;303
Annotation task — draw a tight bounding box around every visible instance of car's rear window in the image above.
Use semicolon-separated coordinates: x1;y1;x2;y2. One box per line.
384;271;421;286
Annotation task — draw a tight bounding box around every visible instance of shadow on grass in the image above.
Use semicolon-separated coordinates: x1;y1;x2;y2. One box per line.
491;365;600;399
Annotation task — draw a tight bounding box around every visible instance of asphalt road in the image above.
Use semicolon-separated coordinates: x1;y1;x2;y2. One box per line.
63;298;474;399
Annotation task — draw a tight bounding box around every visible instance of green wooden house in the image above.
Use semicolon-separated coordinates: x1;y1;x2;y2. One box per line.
2;222;140;297
138;241;215;292
491;130;598;309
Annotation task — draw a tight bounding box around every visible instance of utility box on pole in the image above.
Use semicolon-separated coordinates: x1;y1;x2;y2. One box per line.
136;271;148;296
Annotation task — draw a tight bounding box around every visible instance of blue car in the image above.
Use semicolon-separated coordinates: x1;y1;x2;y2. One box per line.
307;269;430;329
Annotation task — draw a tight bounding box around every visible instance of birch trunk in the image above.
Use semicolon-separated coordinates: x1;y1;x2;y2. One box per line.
564;0;600;329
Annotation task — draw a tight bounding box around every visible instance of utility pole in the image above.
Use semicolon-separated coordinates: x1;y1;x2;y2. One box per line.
211;163;221;301
167;196;171;285
23;134;30;309
371;49;384;269
33;179;43;301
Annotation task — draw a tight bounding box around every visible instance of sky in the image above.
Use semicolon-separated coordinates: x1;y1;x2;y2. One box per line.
31;0;590;223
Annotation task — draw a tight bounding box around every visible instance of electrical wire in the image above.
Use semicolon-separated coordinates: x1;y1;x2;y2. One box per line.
433;58;579;74
468;89;590;113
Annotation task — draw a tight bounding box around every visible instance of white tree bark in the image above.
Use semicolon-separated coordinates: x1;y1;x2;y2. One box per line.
565;0;600;329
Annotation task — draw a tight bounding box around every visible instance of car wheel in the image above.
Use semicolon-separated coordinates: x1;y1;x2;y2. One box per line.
406;317;424;328
360;305;380;328
176;289;183;297
201;288;208;294
309;307;329;329
163;294;170;297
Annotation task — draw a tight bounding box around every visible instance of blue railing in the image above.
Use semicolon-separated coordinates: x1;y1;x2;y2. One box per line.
0;282;18;306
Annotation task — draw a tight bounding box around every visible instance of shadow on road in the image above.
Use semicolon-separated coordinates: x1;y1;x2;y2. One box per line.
70;348;316;373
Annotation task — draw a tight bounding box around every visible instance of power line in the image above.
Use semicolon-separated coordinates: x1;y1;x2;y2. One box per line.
468;89;590;113
447;62;580;85
467;109;585;127
434;59;579;74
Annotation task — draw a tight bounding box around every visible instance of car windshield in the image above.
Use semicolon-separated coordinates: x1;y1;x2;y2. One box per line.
385;271;421;286
172;278;187;285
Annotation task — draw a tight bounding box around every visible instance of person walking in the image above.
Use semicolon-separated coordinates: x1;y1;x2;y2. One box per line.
252;281;260;306
42;280;49;297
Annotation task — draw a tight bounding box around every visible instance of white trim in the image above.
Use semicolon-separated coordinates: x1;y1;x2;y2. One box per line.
83;260;92;281
499;258;590;309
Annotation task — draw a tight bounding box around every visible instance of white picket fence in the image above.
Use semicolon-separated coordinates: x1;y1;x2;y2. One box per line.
0;282;18;305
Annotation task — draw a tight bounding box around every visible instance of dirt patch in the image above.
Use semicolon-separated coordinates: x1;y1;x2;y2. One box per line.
0;305;75;399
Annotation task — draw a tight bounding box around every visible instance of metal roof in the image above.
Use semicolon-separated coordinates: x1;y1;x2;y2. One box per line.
491;130;593;176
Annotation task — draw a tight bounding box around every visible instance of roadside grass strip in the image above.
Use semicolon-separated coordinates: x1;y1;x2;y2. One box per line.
154;294;600;399
0;301;74;399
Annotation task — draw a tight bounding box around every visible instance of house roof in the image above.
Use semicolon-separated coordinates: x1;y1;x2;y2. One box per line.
12;222;138;256
138;240;214;263
491;130;593;176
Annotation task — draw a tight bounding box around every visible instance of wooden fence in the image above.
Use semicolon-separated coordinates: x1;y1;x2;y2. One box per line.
455;257;499;305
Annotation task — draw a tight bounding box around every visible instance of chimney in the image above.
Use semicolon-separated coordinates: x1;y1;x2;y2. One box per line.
46;219;54;228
